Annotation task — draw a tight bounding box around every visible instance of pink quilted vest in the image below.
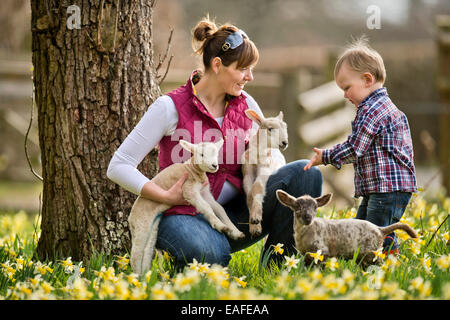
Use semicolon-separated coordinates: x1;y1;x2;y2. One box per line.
158;72;253;216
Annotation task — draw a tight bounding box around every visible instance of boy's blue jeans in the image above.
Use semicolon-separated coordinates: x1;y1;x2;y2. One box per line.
356;191;412;252
155;160;323;268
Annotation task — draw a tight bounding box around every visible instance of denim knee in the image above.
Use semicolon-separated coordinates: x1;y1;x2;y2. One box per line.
156;215;232;268
176;236;231;267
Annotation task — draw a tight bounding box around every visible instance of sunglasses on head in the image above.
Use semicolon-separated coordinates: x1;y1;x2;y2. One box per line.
220;29;248;52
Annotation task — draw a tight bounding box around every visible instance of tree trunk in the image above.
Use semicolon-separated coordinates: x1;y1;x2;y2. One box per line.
31;0;160;261
436;15;450;195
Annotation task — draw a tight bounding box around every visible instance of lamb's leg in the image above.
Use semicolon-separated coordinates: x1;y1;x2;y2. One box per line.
184;186;230;234
201;187;245;240
242;164;256;197
129;217;152;275
248;175;269;237
129;198;168;275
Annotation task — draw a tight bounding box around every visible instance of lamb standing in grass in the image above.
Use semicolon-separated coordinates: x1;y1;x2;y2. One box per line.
241;109;288;237
128;139;244;275
275;189;418;266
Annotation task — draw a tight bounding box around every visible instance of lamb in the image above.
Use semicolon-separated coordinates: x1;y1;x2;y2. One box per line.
128;139;245;275
241;109;288;237
275;189;418;266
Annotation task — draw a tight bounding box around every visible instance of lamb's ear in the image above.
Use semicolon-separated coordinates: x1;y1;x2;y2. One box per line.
315;193;332;207
277;111;284;121
179;139;194;154
245;109;263;126
276;189;298;210
215;138;224;150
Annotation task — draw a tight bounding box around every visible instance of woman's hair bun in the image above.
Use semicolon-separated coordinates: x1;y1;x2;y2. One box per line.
192;18;217;42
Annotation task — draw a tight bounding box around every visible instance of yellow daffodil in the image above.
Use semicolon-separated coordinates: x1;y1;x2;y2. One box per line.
114;254;130;270
435;254;450;271
442;232;449;242
420;254;431;272
114;279;131;300
233;276;247;288
188;258;200;271
372;247;386;262
40;281;53;294
409;239;422;255
198;262;211;274
382;255;401;271
127;273;141;287
151;283;177;300
409;276;432;297
284;254;300;272
205;264;229;287
308;269;323;282
325;257;339;271
275;271;291;293
220;279;230;289
296;278;314;294
308;250;324;264
1;261;16;279
72;278;93;300
61;257;74;273
272;243;284;255
98;282;115;299
341;269;355;286
173;270;200;292
163;251;172;261
160;271;170;281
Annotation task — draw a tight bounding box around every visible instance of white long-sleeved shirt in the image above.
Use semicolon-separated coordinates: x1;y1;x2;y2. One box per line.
107;91;285;205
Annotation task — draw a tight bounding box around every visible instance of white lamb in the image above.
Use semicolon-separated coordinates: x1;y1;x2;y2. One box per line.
128;139;245;275
241;109;288;237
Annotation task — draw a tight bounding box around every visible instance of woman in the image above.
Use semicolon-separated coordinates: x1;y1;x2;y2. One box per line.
107;17;323;269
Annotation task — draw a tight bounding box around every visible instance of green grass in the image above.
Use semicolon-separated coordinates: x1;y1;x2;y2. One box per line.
0;193;449;300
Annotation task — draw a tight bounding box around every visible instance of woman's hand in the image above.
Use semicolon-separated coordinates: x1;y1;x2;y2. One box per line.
304;147;324;171
163;171;191;206
141;171;210;206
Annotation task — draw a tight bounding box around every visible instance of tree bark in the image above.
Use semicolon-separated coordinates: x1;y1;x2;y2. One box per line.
436;15;450;195
31;0;160;261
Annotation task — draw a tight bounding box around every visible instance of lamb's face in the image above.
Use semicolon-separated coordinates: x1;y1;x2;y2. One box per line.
260;115;288;151
192;142;221;173
245;110;288;151
179;139;224;173
276;190;332;226
282;196;317;226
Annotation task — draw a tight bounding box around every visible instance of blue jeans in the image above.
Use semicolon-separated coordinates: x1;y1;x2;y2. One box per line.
356;191;412;252
155;160;323;268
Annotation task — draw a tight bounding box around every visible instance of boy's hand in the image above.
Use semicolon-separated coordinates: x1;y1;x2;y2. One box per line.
304;147;324;171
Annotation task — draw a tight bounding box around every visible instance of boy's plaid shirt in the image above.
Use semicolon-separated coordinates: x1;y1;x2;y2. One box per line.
322;87;417;197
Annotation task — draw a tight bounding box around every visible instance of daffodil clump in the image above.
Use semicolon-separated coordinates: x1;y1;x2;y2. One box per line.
0;191;449;300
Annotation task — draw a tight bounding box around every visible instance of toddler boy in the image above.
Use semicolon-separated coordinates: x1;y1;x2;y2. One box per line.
304;38;417;254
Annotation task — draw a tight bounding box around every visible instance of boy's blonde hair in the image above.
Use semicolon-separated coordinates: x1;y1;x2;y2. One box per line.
334;36;386;84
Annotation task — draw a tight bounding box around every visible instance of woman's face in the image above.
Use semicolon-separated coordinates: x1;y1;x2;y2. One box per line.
217;60;254;96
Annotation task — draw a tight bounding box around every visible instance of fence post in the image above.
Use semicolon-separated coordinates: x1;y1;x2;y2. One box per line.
436;15;450;194
279;70;305;162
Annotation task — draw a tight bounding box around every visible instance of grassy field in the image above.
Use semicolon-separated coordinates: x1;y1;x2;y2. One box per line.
0;191;449;300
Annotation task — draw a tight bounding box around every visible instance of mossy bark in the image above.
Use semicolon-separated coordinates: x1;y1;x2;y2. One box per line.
31;0;160;261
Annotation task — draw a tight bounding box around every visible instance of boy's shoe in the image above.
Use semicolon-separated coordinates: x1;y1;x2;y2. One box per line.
384;247;399;255
382;236;399;255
